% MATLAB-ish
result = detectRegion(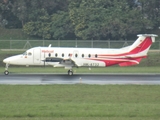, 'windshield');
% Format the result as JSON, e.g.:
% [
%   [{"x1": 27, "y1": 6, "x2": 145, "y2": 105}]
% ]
[
  {"x1": 23, "y1": 51, "x2": 32, "y2": 56},
  {"x1": 23, "y1": 52, "x2": 27, "y2": 55}
]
